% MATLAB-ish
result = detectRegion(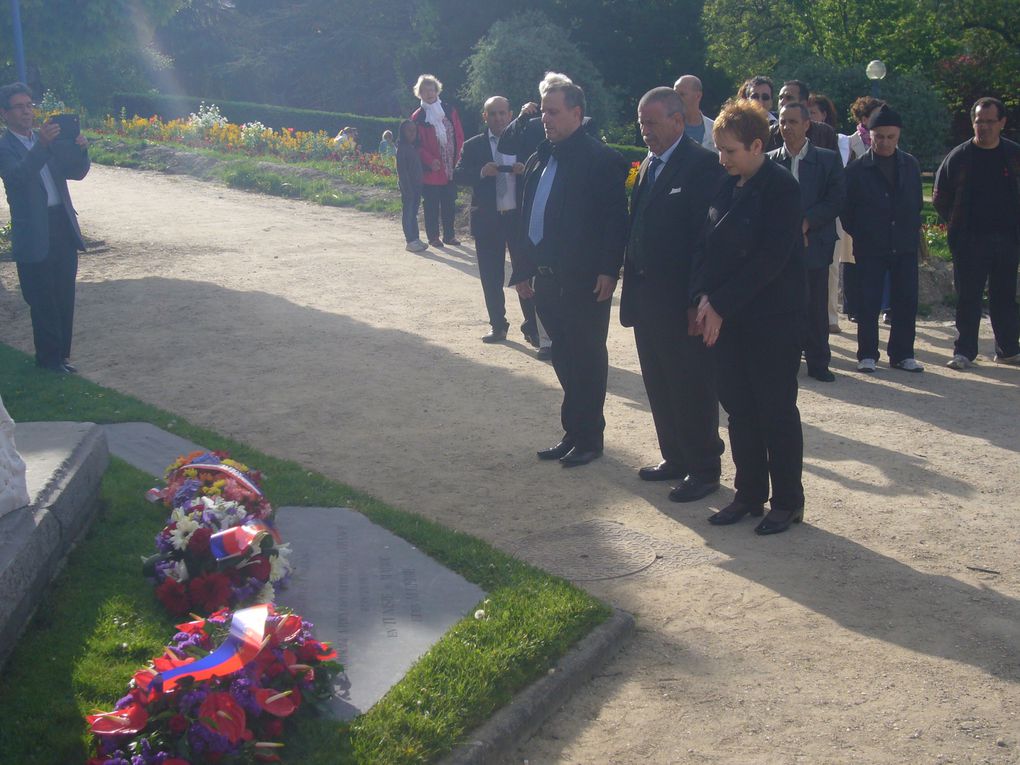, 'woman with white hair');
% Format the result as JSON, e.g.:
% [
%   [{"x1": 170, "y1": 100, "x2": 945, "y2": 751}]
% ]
[{"x1": 410, "y1": 74, "x2": 465, "y2": 247}]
